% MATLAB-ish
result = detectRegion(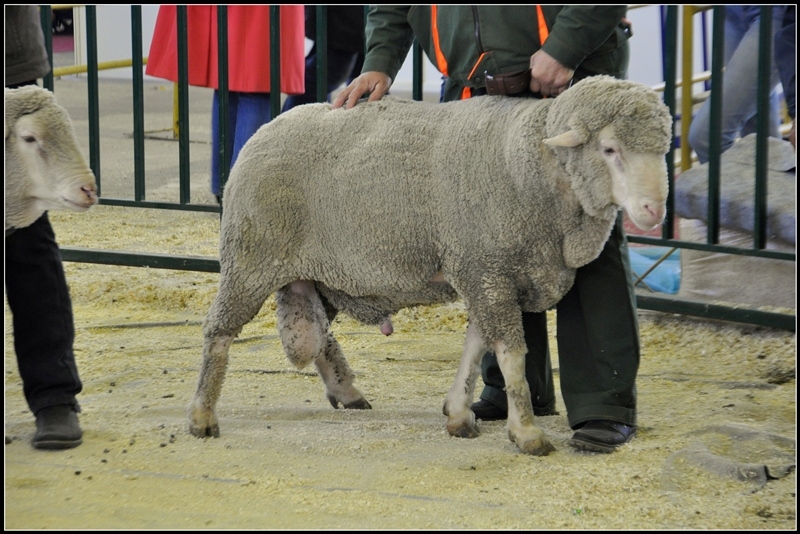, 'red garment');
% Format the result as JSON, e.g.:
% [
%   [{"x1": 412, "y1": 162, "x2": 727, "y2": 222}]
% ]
[{"x1": 146, "y1": 5, "x2": 305, "y2": 94}]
